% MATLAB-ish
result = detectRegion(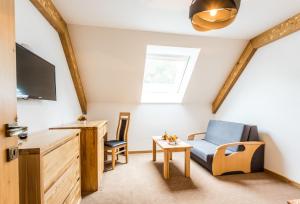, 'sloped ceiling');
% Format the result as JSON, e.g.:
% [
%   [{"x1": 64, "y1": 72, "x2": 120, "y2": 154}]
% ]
[
  {"x1": 53, "y1": 0, "x2": 300, "y2": 105},
  {"x1": 68, "y1": 25, "x2": 247, "y2": 104},
  {"x1": 53, "y1": 0, "x2": 300, "y2": 39}
]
